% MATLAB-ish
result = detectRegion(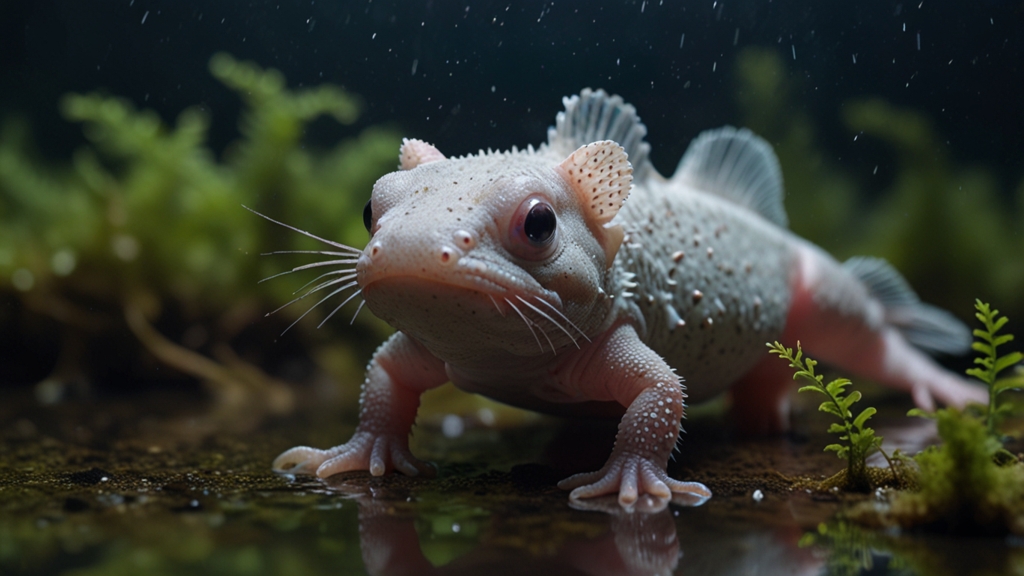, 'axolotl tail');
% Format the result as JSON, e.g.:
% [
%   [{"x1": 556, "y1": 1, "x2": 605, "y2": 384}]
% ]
[
  {"x1": 785, "y1": 241, "x2": 983, "y2": 411},
  {"x1": 731, "y1": 241, "x2": 984, "y2": 434}
]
